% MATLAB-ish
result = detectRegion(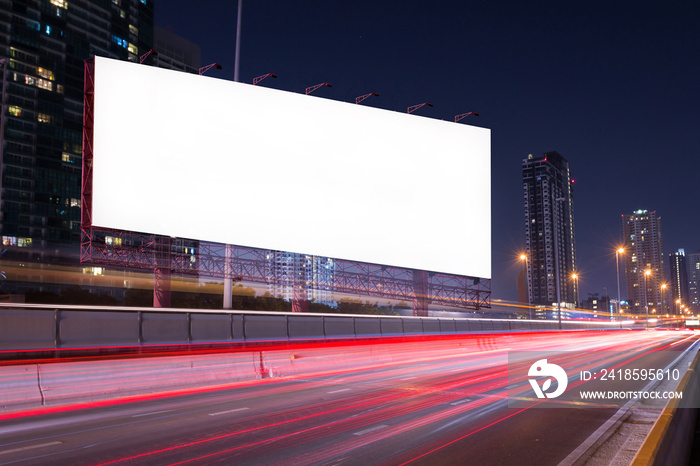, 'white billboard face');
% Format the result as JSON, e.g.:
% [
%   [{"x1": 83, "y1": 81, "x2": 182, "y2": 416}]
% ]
[{"x1": 91, "y1": 57, "x2": 491, "y2": 278}]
